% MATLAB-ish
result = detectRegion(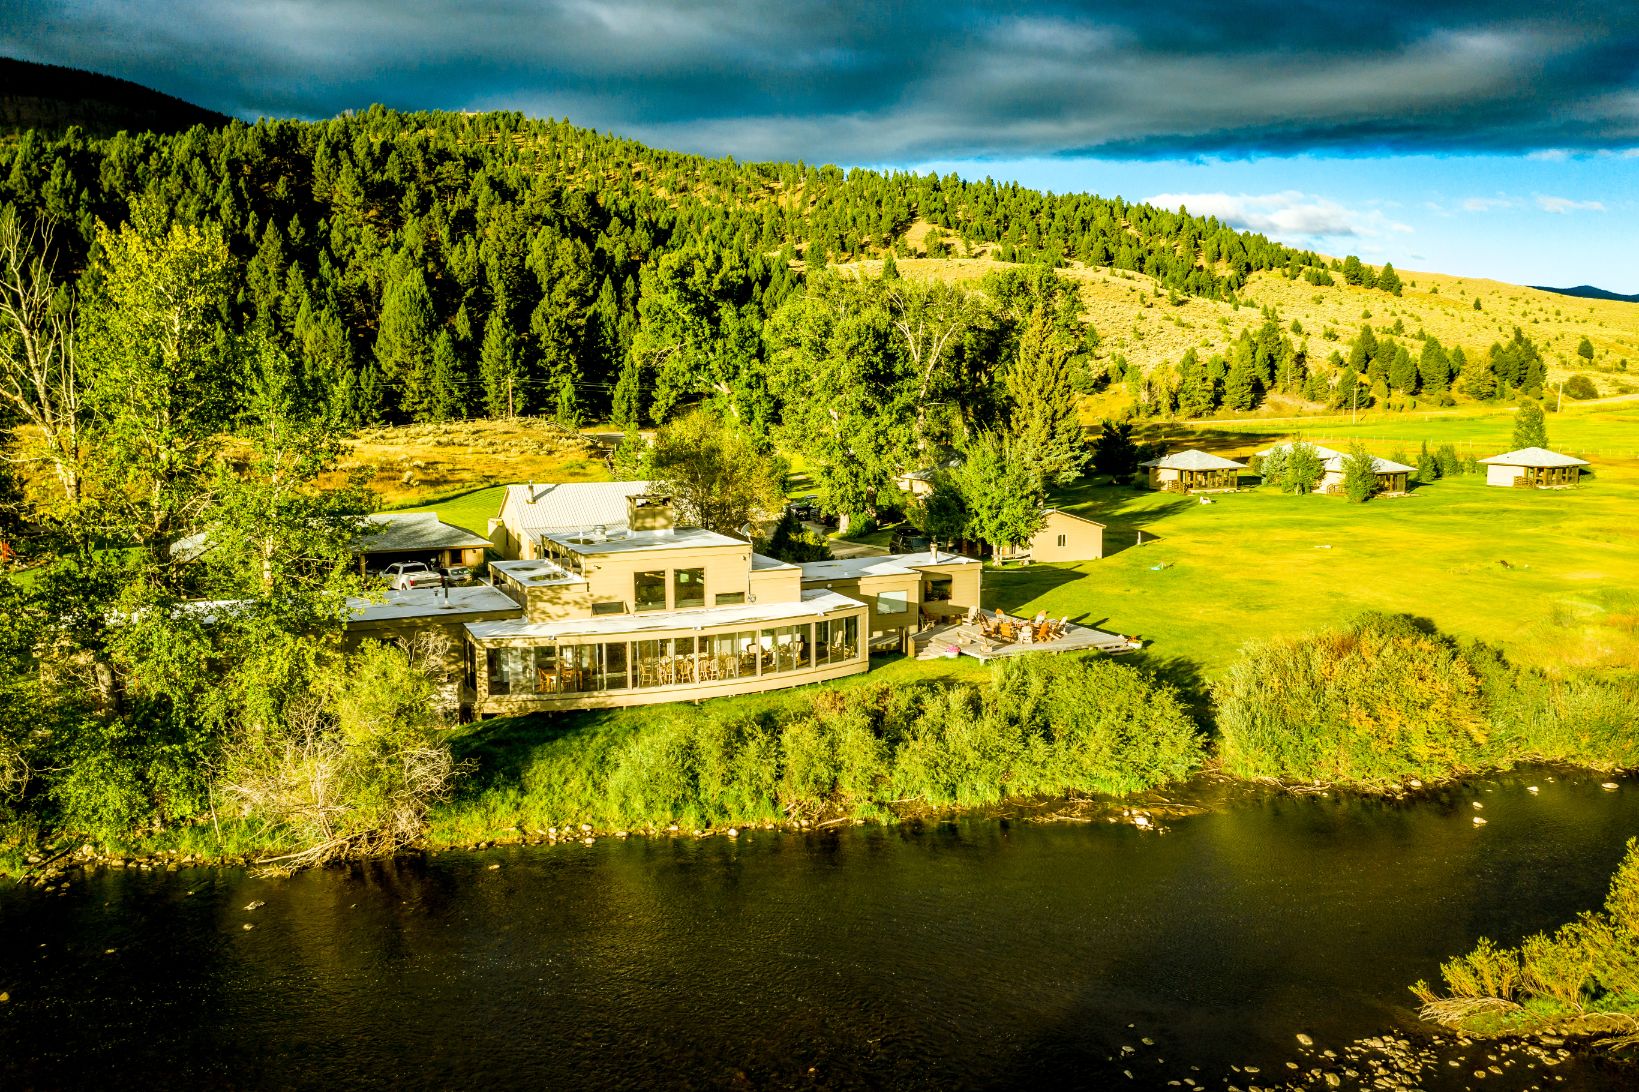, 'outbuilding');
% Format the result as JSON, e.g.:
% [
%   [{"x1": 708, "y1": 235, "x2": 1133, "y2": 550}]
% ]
[
  {"x1": 356, "y1": 512, "x2": 492, "y2": 575},
  {"x1": 998, "y1": 508, "x2": 1107, "y2": 562},
  {"x1": 1478, "y1": 447, "x2": 1589, "y2": 488},
  {"x1": 1140, "y1": 449, "x2": 1246, "y2": 492}
]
